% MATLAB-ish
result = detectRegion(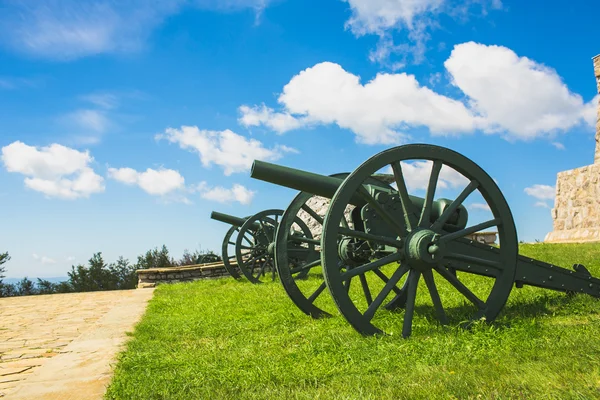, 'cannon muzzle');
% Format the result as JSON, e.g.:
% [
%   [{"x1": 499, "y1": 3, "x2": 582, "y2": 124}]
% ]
[{"x1": 251, "y1": 160, "x2": 468, "y2": 229}]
